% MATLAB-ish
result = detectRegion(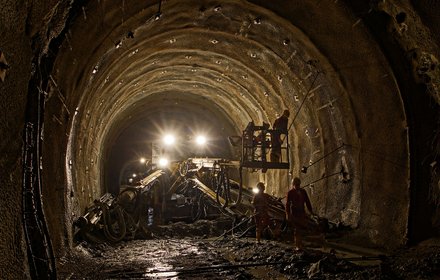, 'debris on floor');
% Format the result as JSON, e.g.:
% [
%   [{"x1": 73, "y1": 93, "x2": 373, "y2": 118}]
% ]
[{"x1": 59, "y1": 220, "x2": 440, "y2": 279}]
